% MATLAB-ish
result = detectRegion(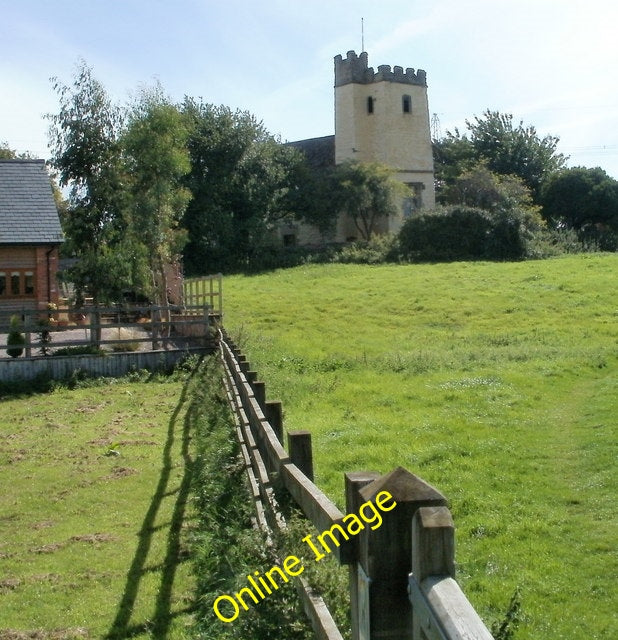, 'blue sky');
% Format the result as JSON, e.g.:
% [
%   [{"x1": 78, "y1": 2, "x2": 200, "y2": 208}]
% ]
[{"x1": 2, "y1": 0, "x2": 617, "y2": 178}]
